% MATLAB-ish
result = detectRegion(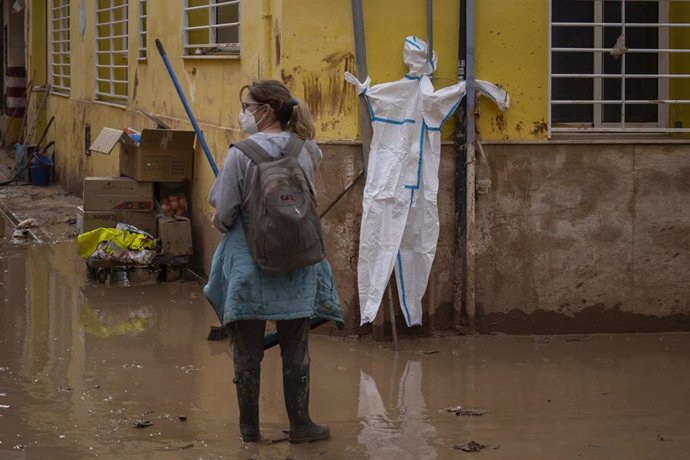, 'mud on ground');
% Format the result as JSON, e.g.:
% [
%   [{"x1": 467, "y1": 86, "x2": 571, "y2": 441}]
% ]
[
  {"x1": 1, "y1": 149, "x2": 80, "y2": 244},
  {"x1": 1, "y1": 240, "x2": 690, "y2": 458},
  {"x1": 2, "y1": 151, "x2": 690, "y2": 459}
]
